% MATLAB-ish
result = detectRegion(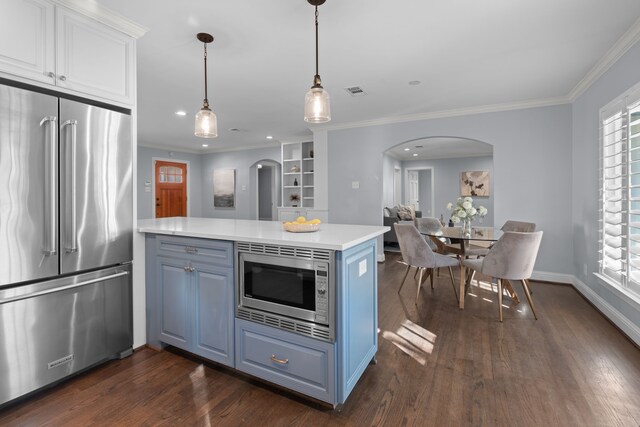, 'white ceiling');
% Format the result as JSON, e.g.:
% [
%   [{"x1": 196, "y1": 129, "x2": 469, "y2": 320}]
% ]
[{"x1": 95, "y1": 0, "x2": 640, "y2": 154}]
